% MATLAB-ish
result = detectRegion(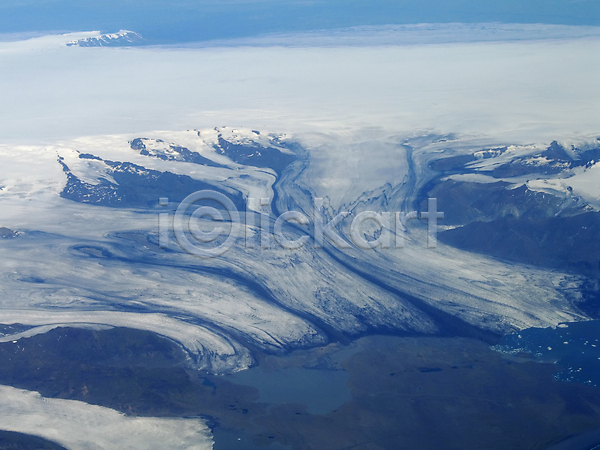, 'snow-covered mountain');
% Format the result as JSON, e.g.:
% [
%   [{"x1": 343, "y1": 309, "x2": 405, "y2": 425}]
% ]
[{"x1": 66, "y1": 30, "x2": 143, "y2": 47}]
